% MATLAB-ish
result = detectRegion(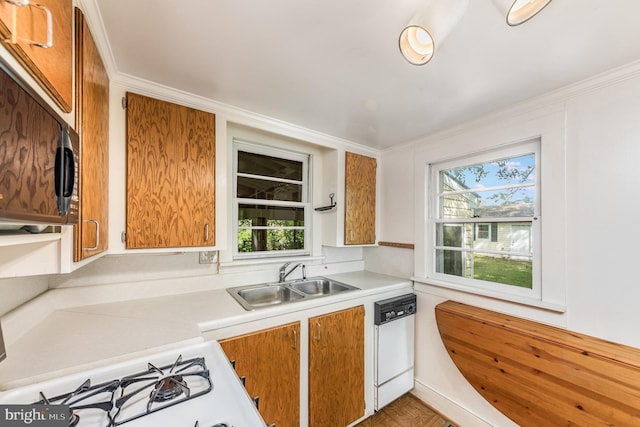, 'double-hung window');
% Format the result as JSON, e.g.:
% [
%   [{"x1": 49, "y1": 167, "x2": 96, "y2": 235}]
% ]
[
  {"x1": 233, "y1": 140, "x2": 310, "y2": 258},
  {"x1": 428, "y1": 139, "x2": 540, "y2": 297}
]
